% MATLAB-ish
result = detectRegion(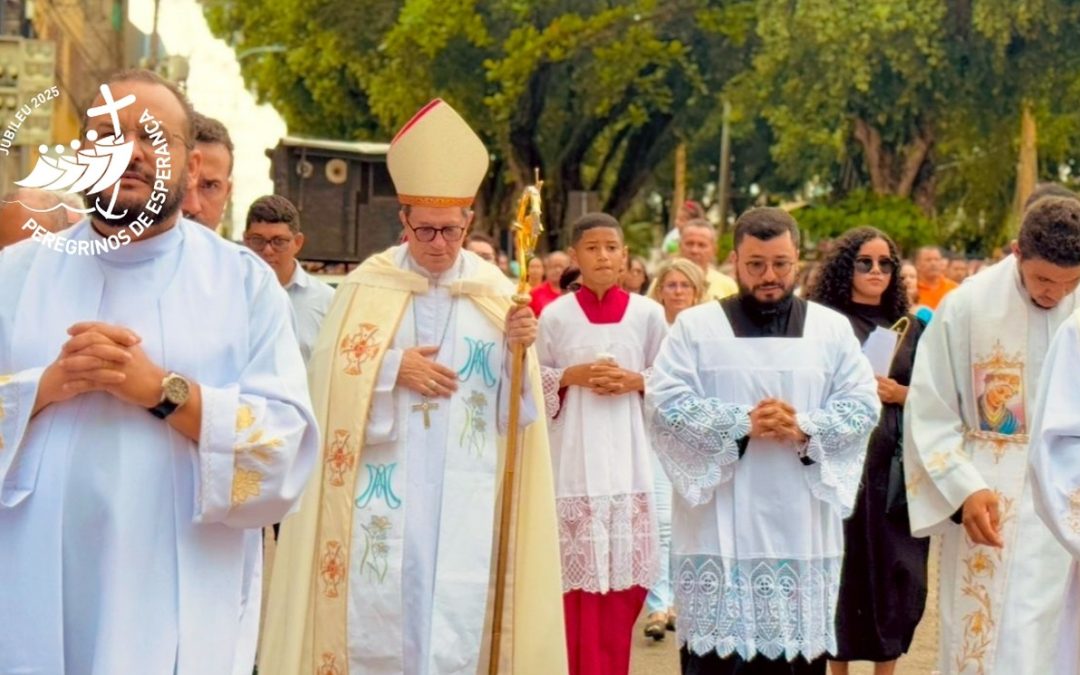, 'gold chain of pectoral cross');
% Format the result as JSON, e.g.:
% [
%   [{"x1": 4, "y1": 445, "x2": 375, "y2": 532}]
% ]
[{"x1": 410, "y1": 272, "x2": 459, "y2": 430}]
